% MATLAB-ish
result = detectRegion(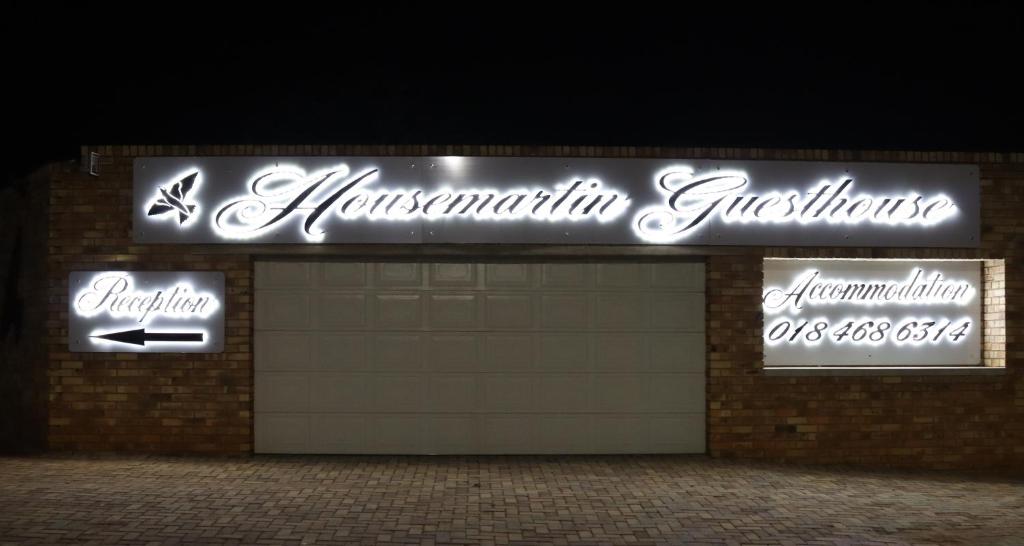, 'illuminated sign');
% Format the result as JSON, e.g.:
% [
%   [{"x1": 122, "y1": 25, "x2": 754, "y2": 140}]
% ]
[
  {"x1": 145, "y1": 170, "x2": 201, "y2": 226},
  {"x1": 633, "y1": 167, "x2": 958, "y2": 242},
  {"x1": 133, "y1": 157, "x2": 979, "y2": 247},
  {"x1": 208, "y1": 163, "x2": 630, "y2": 242},
  {"x1": 762, "y1": 259, "x2": 981, "y2": 367},
  {"x1": 68, "y1": 271, "x2": 225, "y2": 353}
]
